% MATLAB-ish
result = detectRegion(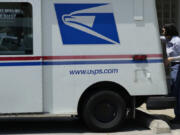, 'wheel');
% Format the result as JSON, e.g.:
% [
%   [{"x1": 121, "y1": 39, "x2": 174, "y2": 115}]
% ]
[{"x1": 82, "y1": 90, "x2": 126, "y2": 131}]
